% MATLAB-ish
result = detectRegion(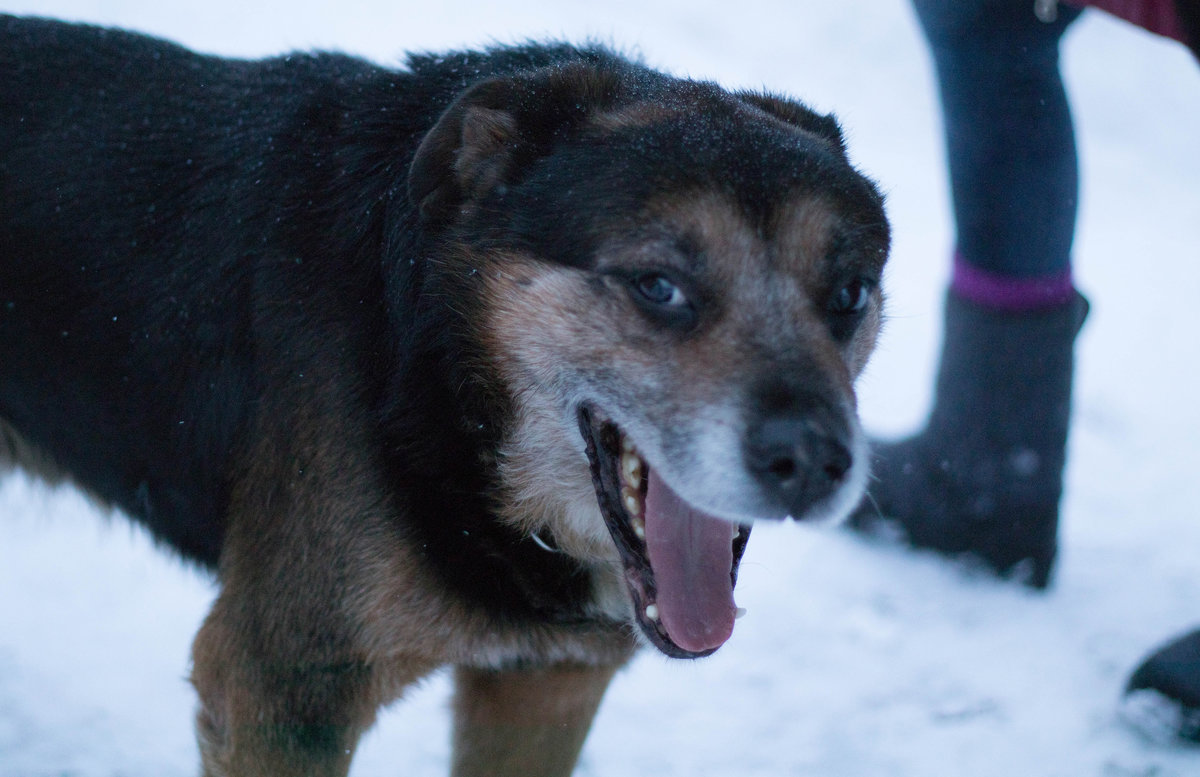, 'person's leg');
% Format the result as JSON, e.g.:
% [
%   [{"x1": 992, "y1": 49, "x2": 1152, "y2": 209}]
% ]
[
  {"x1": 923, "y1": 0, "x2": 1082, "y2": 282},
  {"x1": 865, "y1": 0, "x2": 1200, "y2": 740},
  {"x1": 852, "y1": 0, "x2": 1087, "y2": 588}
]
